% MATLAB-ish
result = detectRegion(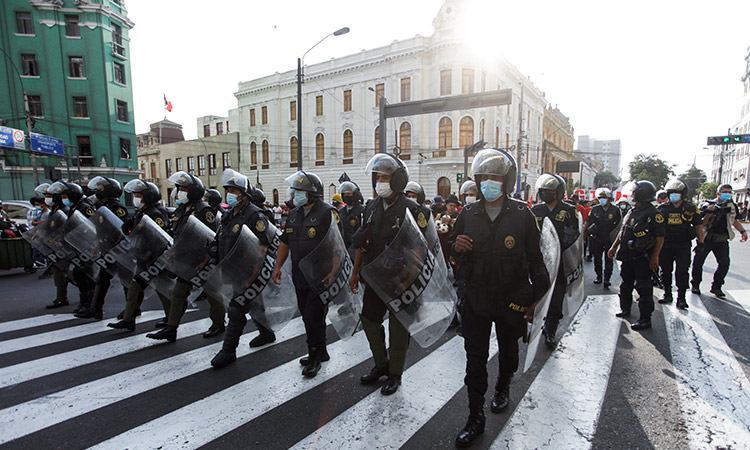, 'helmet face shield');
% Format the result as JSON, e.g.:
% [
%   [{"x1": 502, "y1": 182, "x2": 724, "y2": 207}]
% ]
[
  {"x1": 460, "y1": 180, "x2": 478, "y2": 196},
  {"x1": 595, "y1": 187, "x2": 613, "y2": 199},
  {"x1": 124, "y1": 179, "x2": 149, "y2": 194},
  {"x1": 220, "y1": 169, "x2": 249, "y2": 193},
  {"x1": 284, "y1": 171, "x2": 323, "y2": 196},
  {"x1": 87, "y1": 176, "x2": 108, "y2": 191},
  {"x1": 665, "y1": 178, "x2": 687, "y2": 194},
  {"x1": 535, "y1": 174, "x2": 560, "y2": 192},
  {"x1": 339, "y1": 181, "x2": 358, "y2": 195},
  {"x1": 34, "y1": 183, "x2": 51, "y2": 196},
  {"x1": 621, "y1": 181, "x2": 637, "y2": 199},
  {"x1": 365, "y1": 153, "x2": 402, "y2": 176},
  {"x1": 168, "y1": 171, "x2": 192, "y2": 187},
  {"x1": 471, "y1": 149, "x2": 514, "y2": 177},
  {"x1": 47, "y1": 181, "x2": 68, "y2": 195}
]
